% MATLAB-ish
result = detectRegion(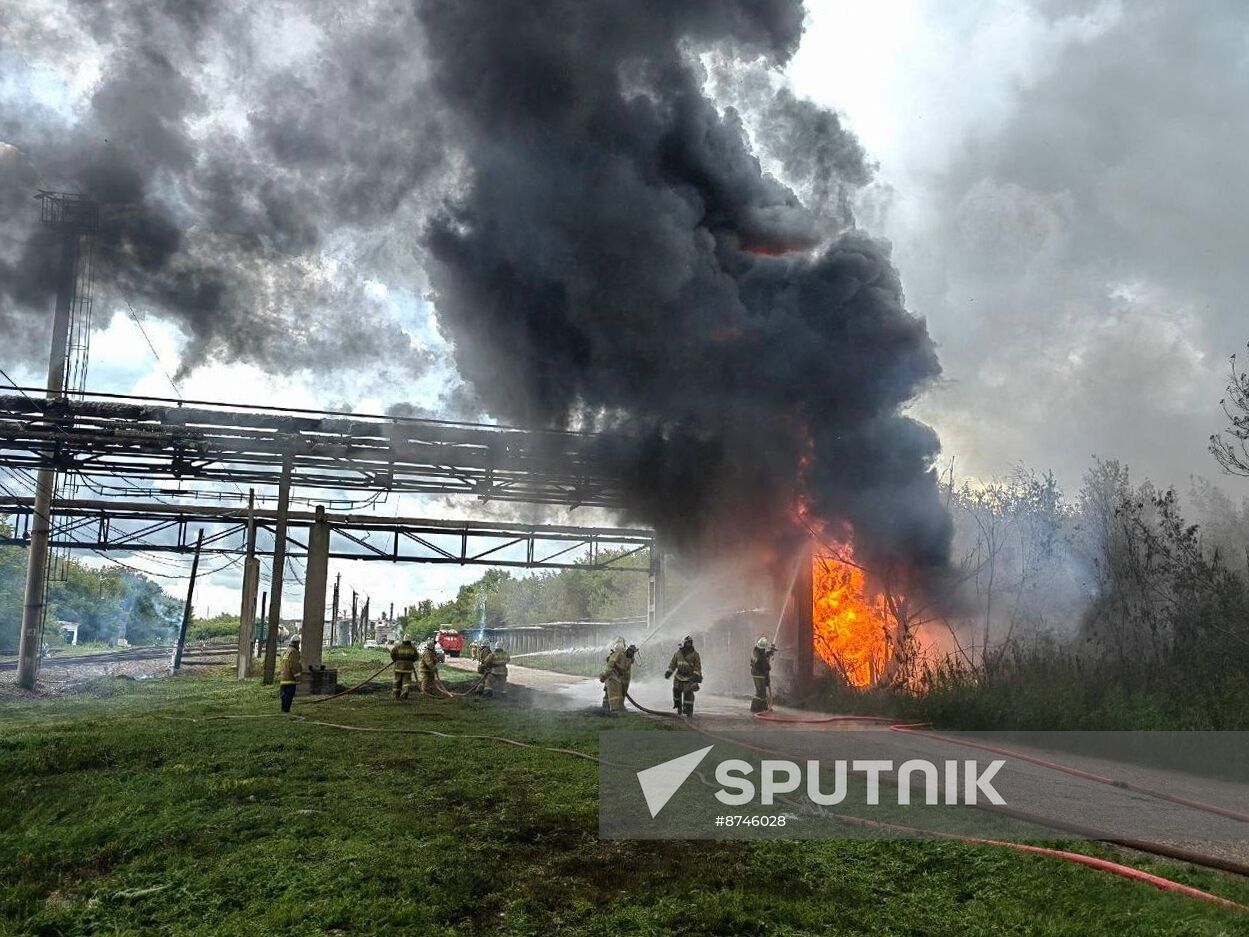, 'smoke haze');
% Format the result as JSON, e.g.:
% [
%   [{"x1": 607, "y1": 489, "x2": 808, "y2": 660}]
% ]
[{"x1": 1, "y1": 0, "x2": 953, "y2": 572}]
